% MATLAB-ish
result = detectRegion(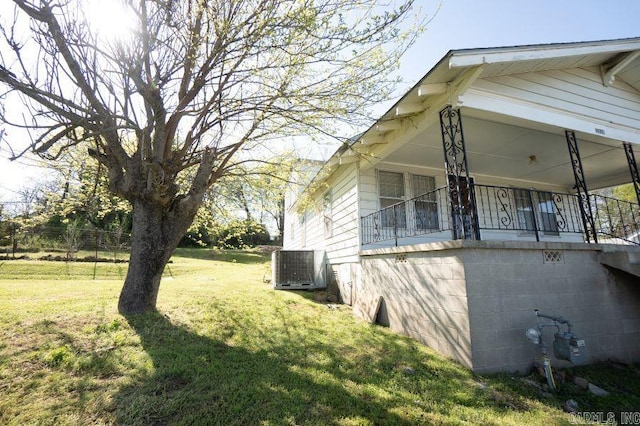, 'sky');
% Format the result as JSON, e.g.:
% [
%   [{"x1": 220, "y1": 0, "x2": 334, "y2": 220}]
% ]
[{"x1": 1, "y1": 0, "x2": 640, "y2": 200}]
